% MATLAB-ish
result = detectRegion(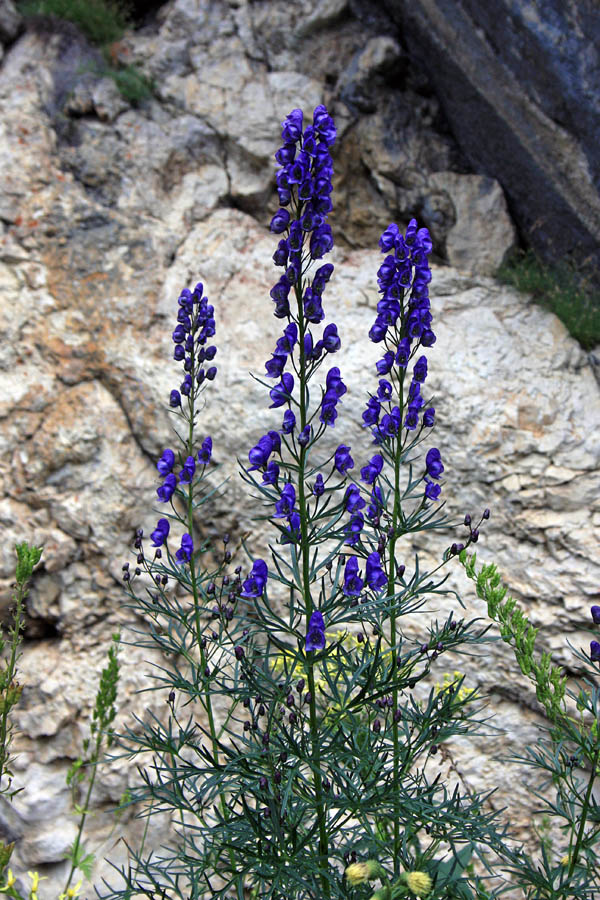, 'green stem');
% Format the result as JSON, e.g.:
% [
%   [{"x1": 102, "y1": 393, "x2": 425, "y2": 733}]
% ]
[
  {"x1": 567, "y1": 746, "x2": 599, "y2": 879},
  {"x1": 388, "y1": 371, "x2": 405, "y2": 876},
  {"x1": 63, "y1": 731, "x2": 102, "y2": 894},
  {"x1": 297, "y1": 285, "x2": 329, "y2": 897}
]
